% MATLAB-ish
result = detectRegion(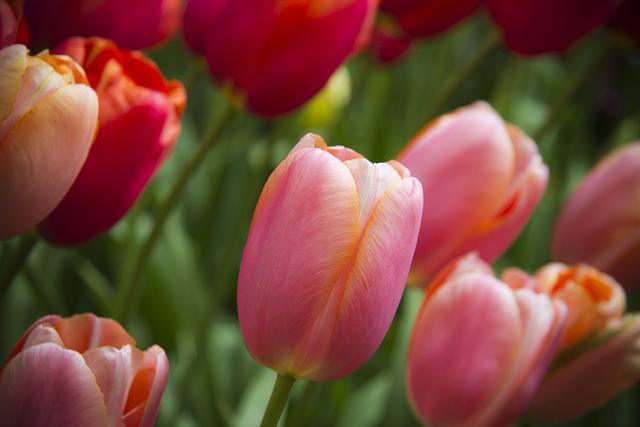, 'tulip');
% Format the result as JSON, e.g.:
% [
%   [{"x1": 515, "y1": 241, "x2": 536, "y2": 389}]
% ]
[
  {"x1": 397, "y1": 101, "x2": 548, "y2": 287},
  {"x1": 38, "y1": 37, "x2": 186, "y2": 245},
  {"x1": 0, "y1": 44, "x2": 98, "y2": 240},
  {"x1": 551, "y1": 143, "x2": 640, "y2": 291},
  {"x1": 23, "y1": 0, "x2": 181, "y2": 51},
  {"x1": 1, "y1": 0, "x2": 28, "y2": 48},
  {"x1": 237, "y1": 134, "x2": 423, "y2": 381},
  {"x1": 485, "y1": 0, "x2": 621, "y2": 55},
  {"x1": 380, "y1": 0, "x2": 482, "y2": 39},
  {"x1": 0, "y1": 313, "x2": 169, "y2": 427},
  {"x1": 183, "y1": 0, "x2": 378, "y2": 117},
  {"x1": 407, "y1": 253, "x2": 566, "y2": 427},
  {"x1": 502, "y1": 263, "x2": 640, "y2": 421}
]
